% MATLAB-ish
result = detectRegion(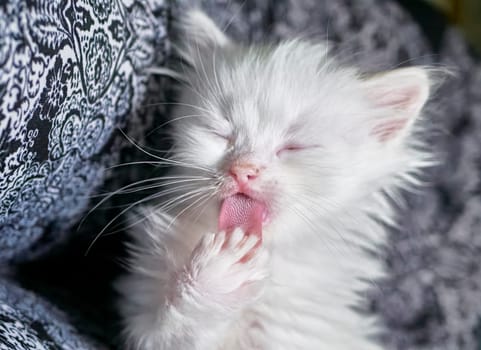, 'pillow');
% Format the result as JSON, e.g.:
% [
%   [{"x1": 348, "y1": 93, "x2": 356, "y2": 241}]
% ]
[
  {"x1": 0, "y1": 0, "x2": 168, "y2": 262},
  {"x1": 0, "y1": 277, "x2": 100, "y2": 349}
]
